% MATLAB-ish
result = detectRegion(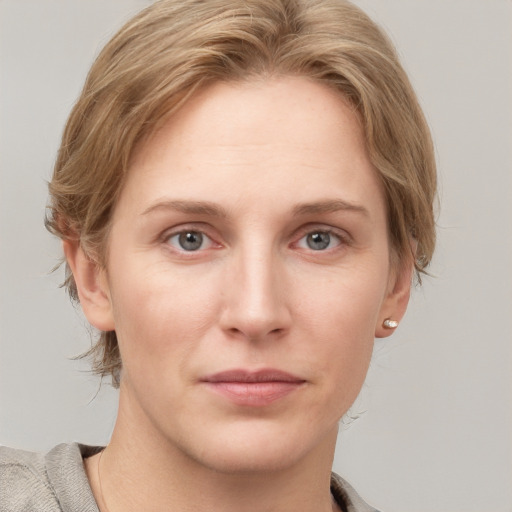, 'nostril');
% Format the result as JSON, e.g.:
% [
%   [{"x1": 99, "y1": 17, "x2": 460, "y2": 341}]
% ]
[{"x1": 225, "y1": 326, "x2": 285, "y2": 341}]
